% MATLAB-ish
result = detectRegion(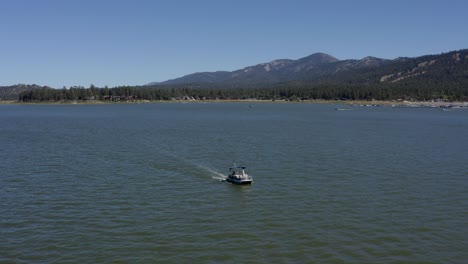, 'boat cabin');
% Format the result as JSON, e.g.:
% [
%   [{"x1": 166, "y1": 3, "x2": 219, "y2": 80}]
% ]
[{"x1": 229, "y1": 166, "x2": 248, "y2": 178}]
